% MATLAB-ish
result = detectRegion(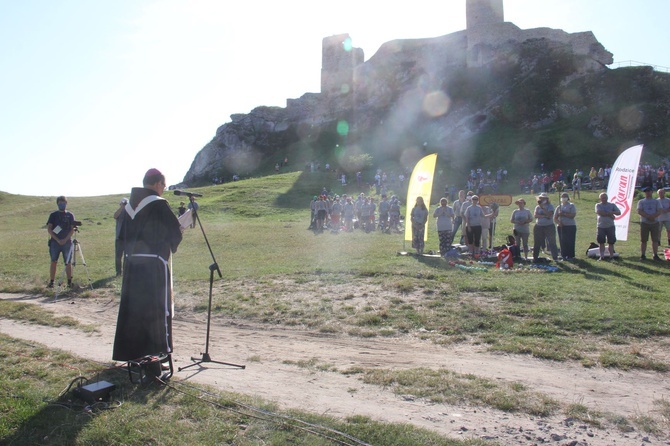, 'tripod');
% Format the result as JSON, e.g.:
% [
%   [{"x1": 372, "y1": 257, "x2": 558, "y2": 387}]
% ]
[
  {"x1": 71, "y1": 227, "x2": 93, "y2": 289},
  {"x1": 179, "y1": 196, "x2": 245, "y2": 372},
  {"x1": 54, "y1": 227, "x2": 92, "y2": 300}
]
